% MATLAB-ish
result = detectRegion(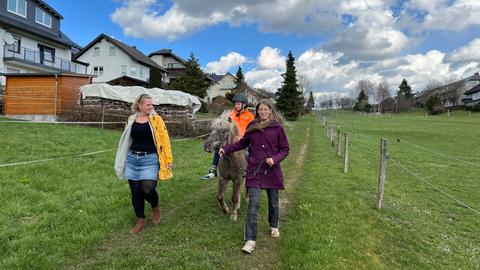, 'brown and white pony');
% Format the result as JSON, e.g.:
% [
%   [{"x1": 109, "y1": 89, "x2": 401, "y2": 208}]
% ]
[{"x1": 203, "y1": 110, "x2": 247, "y2": 221}]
